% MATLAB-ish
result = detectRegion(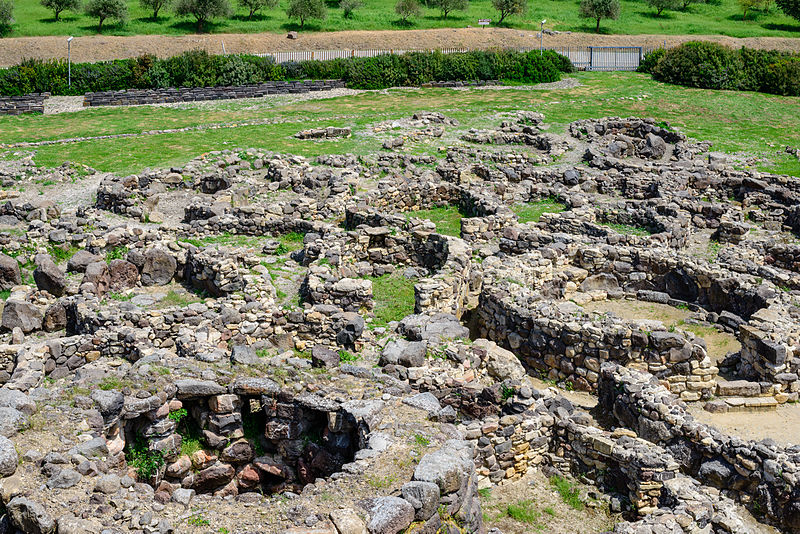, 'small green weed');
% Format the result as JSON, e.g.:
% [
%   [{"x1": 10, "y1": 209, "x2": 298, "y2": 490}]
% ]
[{"x1": 550, "y1": 475, "x2": 584, "y2": 511}]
